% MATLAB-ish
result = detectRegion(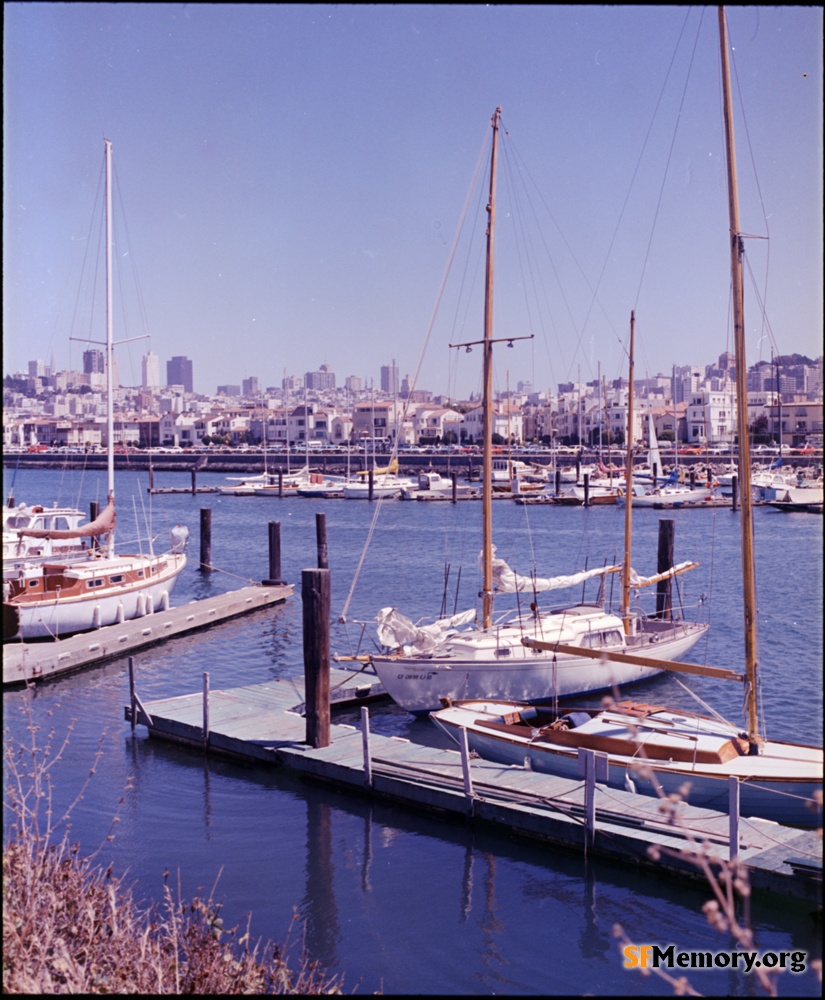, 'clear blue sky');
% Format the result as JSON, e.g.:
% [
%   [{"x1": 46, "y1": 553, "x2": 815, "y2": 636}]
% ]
[{"x1": 4, "y1": 4, "x2": 822, "y2": 398}]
